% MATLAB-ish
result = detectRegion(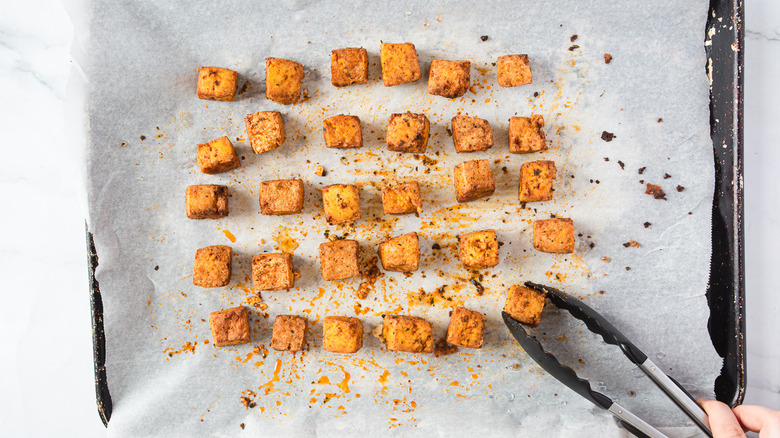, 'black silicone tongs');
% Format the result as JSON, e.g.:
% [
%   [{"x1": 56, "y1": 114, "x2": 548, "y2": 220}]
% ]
[{"x1": 502, "y1": 282, "x2": 712, "y2": 438}]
